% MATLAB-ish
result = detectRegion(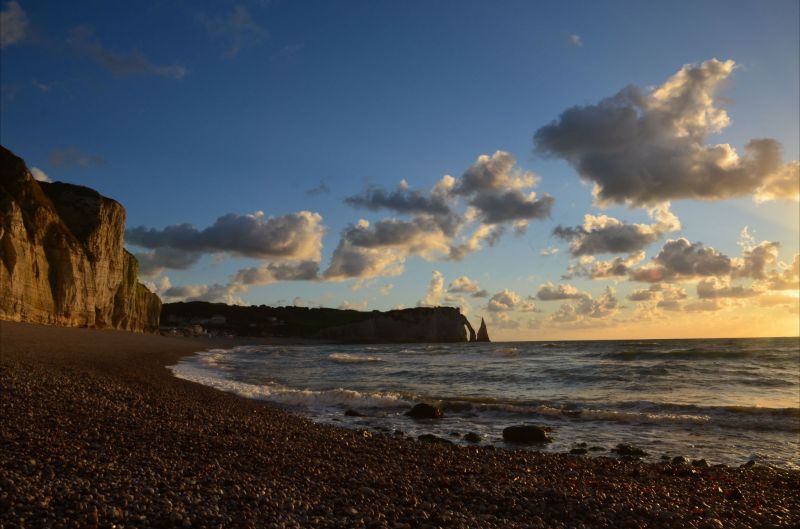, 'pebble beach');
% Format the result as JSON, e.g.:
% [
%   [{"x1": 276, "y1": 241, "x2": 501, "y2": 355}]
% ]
[{"x1": 1, "y1": 321, "x2": 798, "y2": 529}]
